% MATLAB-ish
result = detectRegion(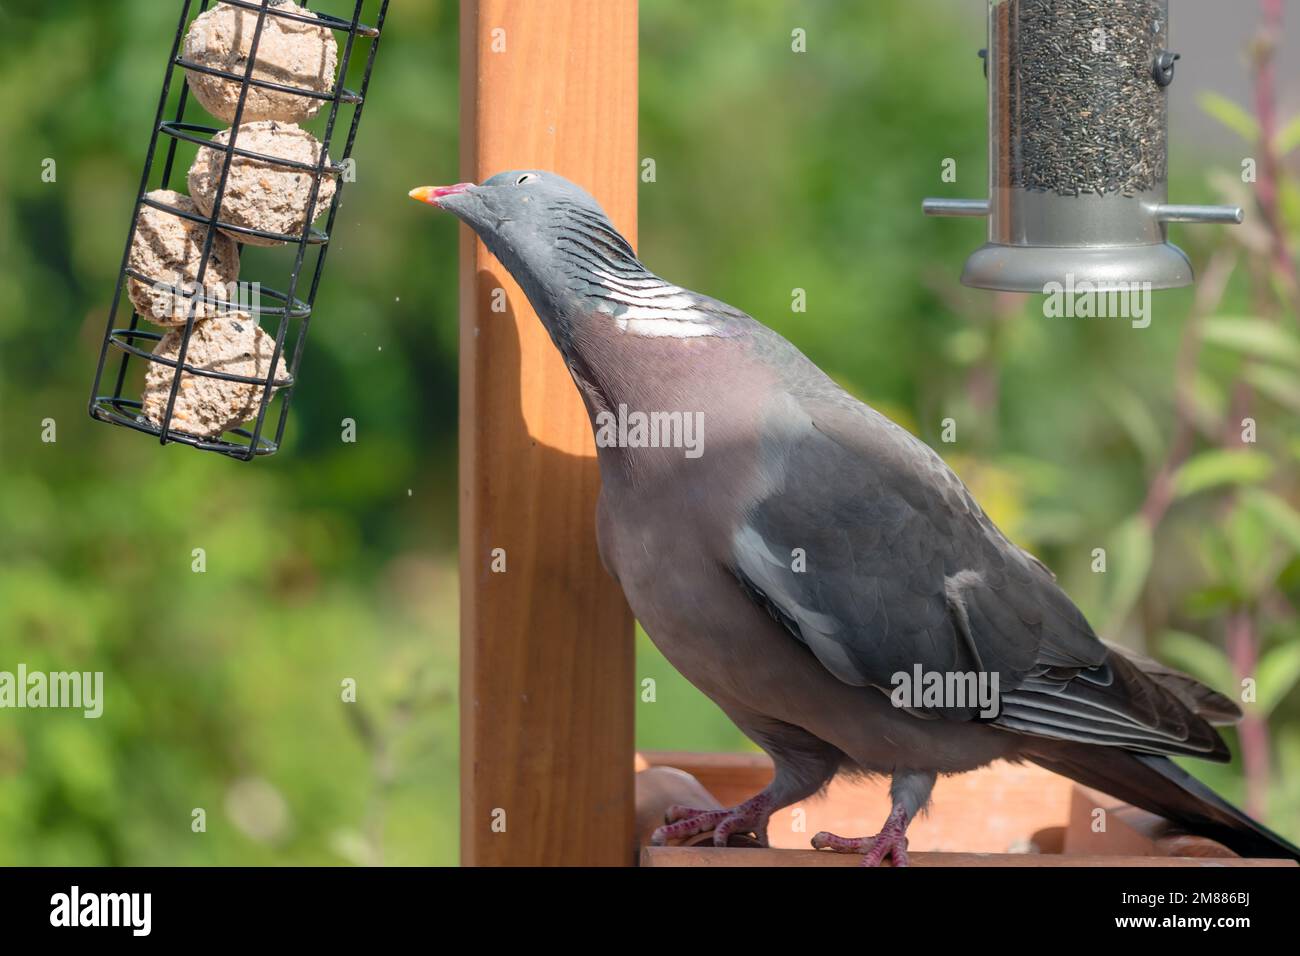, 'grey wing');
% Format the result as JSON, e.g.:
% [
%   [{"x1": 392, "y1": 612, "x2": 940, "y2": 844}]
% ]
[{"x1": 732, "y1": 392, "x2": 1228, "y2": 760}]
